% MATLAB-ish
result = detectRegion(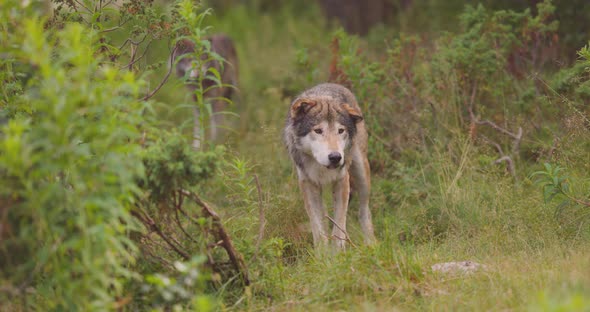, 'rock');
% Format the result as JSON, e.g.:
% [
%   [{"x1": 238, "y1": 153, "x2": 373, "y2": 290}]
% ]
[{"x1": 431, "y1": 261, "x2": 486, "y2": 274}]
